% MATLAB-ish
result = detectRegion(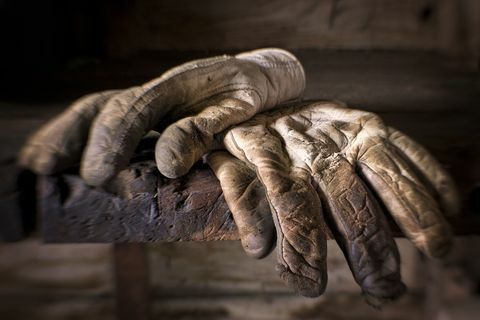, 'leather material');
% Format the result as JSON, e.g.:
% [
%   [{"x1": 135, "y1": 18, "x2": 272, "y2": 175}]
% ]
[
  {"x1": 19, "y1": 48, "x2": 305, "y2": 186},
  {"x1": 208, "y1": 101, "x2": 459, "y2": 302},
  {"x1": 18, "y1": 90, "x2": 120, "y2": 174},
  {"x1": 19, "y1": 49, "x2": 460, "y2": 305}
]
